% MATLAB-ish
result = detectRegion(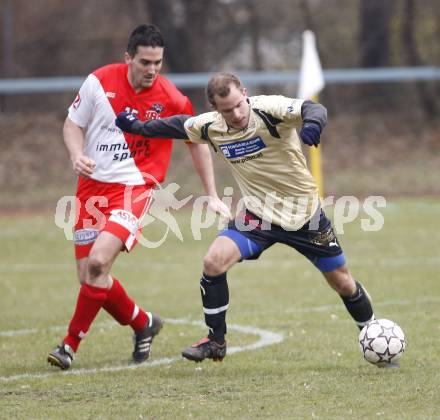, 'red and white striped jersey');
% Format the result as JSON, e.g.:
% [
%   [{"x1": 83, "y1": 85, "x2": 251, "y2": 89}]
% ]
[{"x1": 68, "y1": 63, "x2": 193, "y2": 185}]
